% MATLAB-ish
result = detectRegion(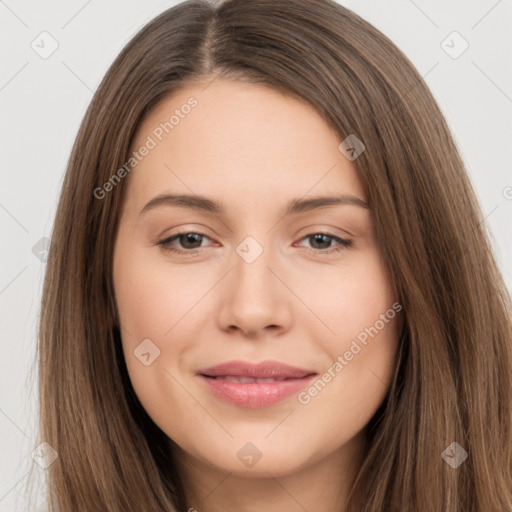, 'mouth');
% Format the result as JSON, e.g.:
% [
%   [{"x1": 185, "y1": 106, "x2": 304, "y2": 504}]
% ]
[
  {"x1": 197, "y1": 360, "x2": 317, "y2": 408},
  {"x1": 204, "y1": 376, "x2": 299, "y2": 383}
]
